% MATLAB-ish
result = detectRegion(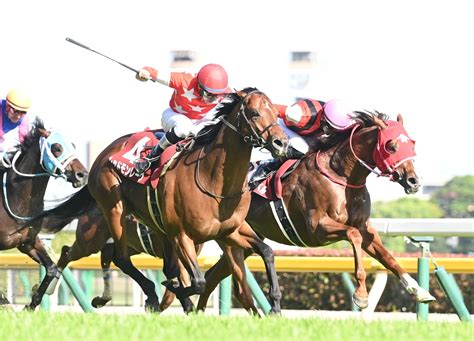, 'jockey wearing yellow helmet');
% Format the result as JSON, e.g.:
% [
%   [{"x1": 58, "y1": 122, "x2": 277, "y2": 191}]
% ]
[{"x1": 0, "y1": 88, "x2": 32, "y2": 166}]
